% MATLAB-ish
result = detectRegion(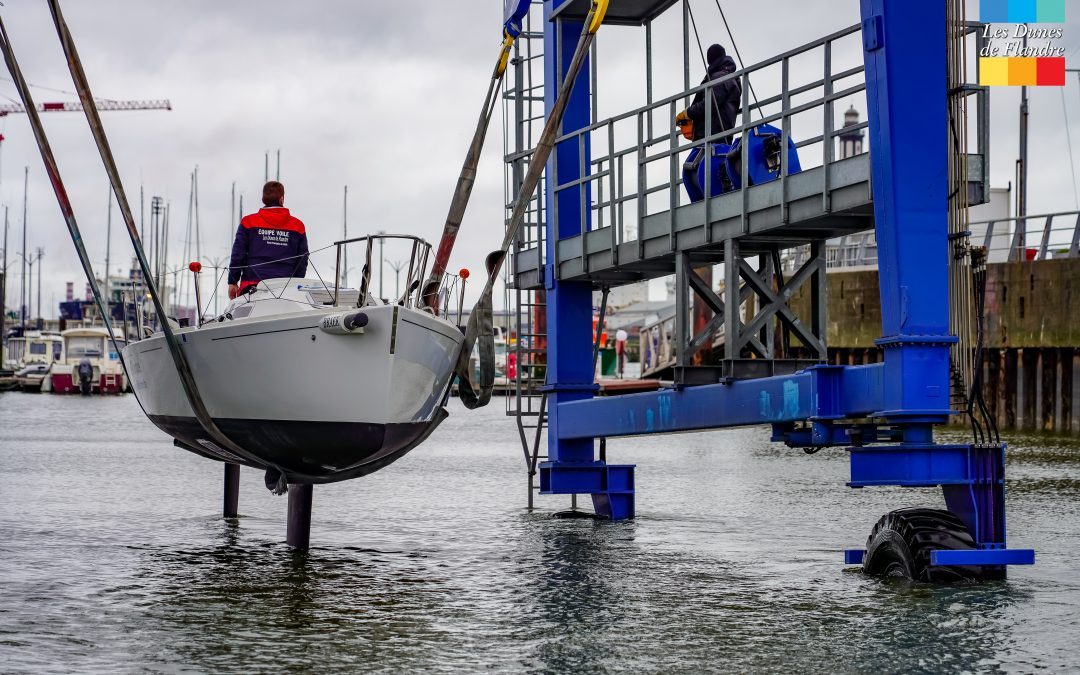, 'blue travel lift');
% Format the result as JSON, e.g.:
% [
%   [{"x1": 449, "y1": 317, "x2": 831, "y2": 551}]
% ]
[{"x1": 512, "y1": 0, "x2": 1035, "y2": 580}]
